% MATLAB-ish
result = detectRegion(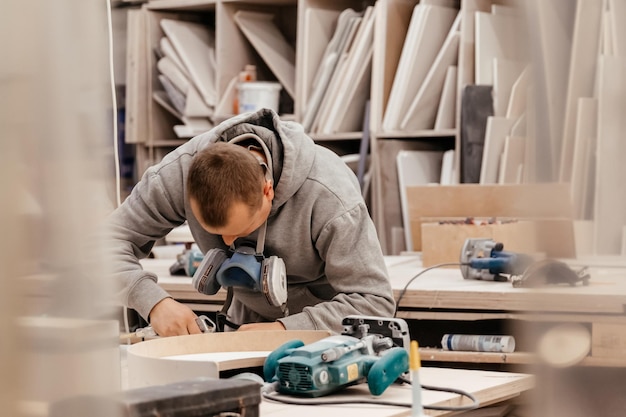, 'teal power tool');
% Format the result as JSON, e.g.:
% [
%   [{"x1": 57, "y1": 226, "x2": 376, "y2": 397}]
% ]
[
  {"x1": 460, "y1": 238, "x2": 534, "y2": 281},
  {"x1": 263, "y1": 316, "x2": 410, "y2": 397},
  {"x1": 170, "y1": 246, "x2": 204, "y2": 276}
]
